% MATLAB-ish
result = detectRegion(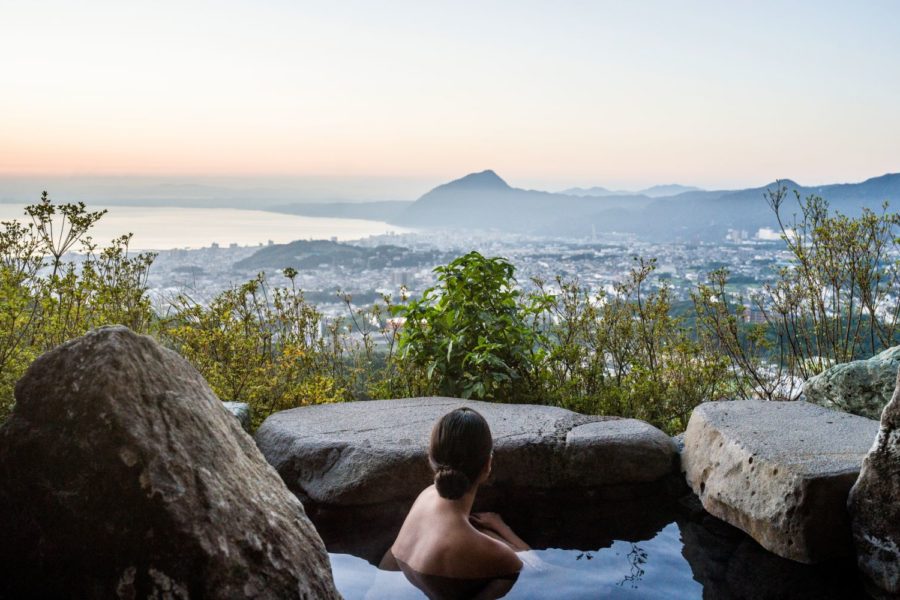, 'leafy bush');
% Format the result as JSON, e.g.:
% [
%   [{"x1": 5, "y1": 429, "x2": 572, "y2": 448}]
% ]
[
  {"x1": 393, "y1": 251, "x2": 545, "y2": 401},
  {"x1": 388, "y1": 253, "x2": 729, "y2": 432}
]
